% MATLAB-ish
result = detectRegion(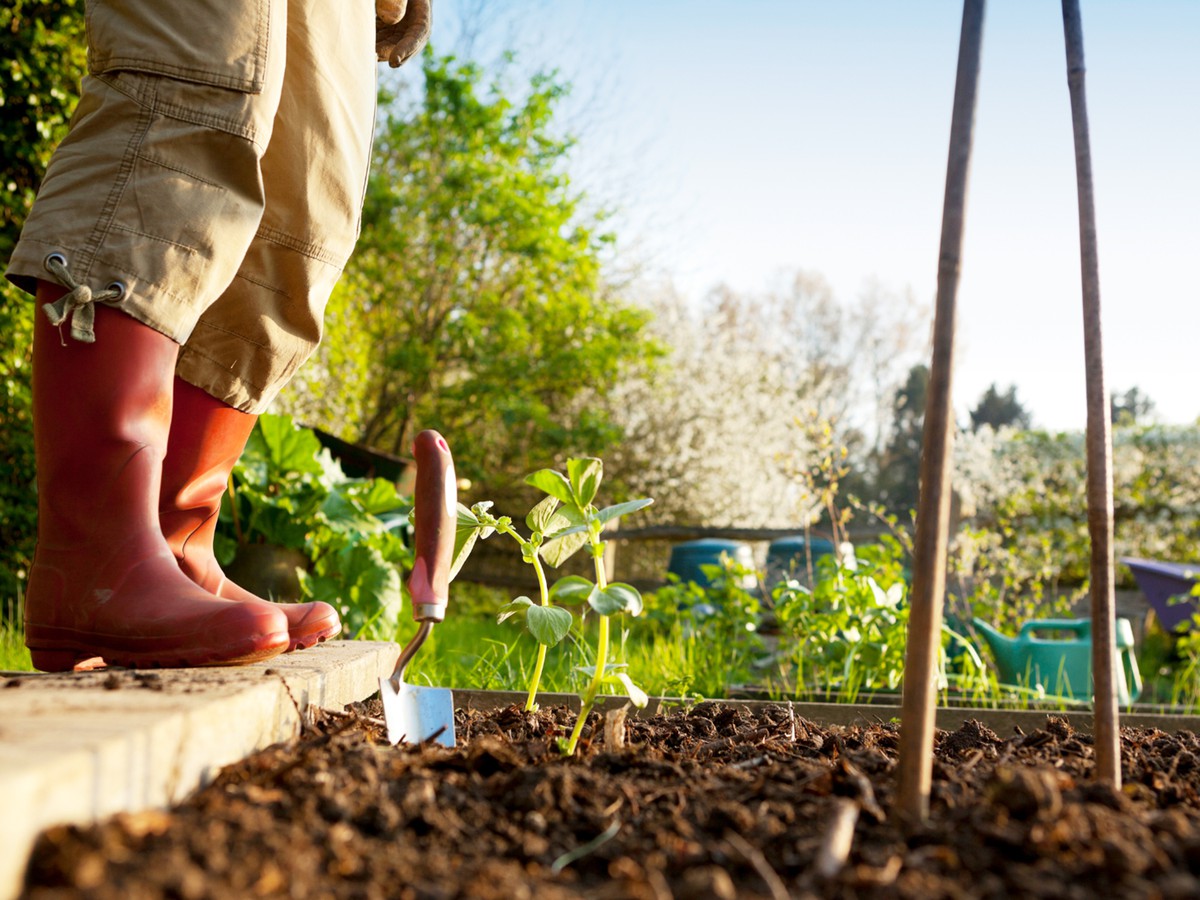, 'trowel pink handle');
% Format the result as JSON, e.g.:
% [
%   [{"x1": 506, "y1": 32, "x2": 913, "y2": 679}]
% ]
[{"x1": 409, "y1": 430, "x2": 456, "y2": 622}]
